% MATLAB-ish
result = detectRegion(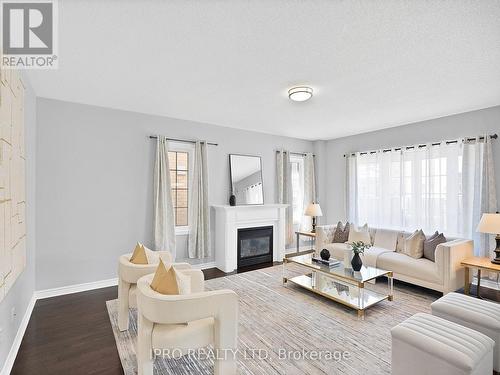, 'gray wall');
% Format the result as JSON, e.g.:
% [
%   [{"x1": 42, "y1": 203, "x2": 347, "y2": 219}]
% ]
[
  {"x1": 0, "y1": 76, "x2": 36, "y2": 369},
  {"x1": 324, "y1": 105, "x2": 500, "y2": 224},
  {"x1": 35, "y1": 98, "x2": 314, "y2": 290}
]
